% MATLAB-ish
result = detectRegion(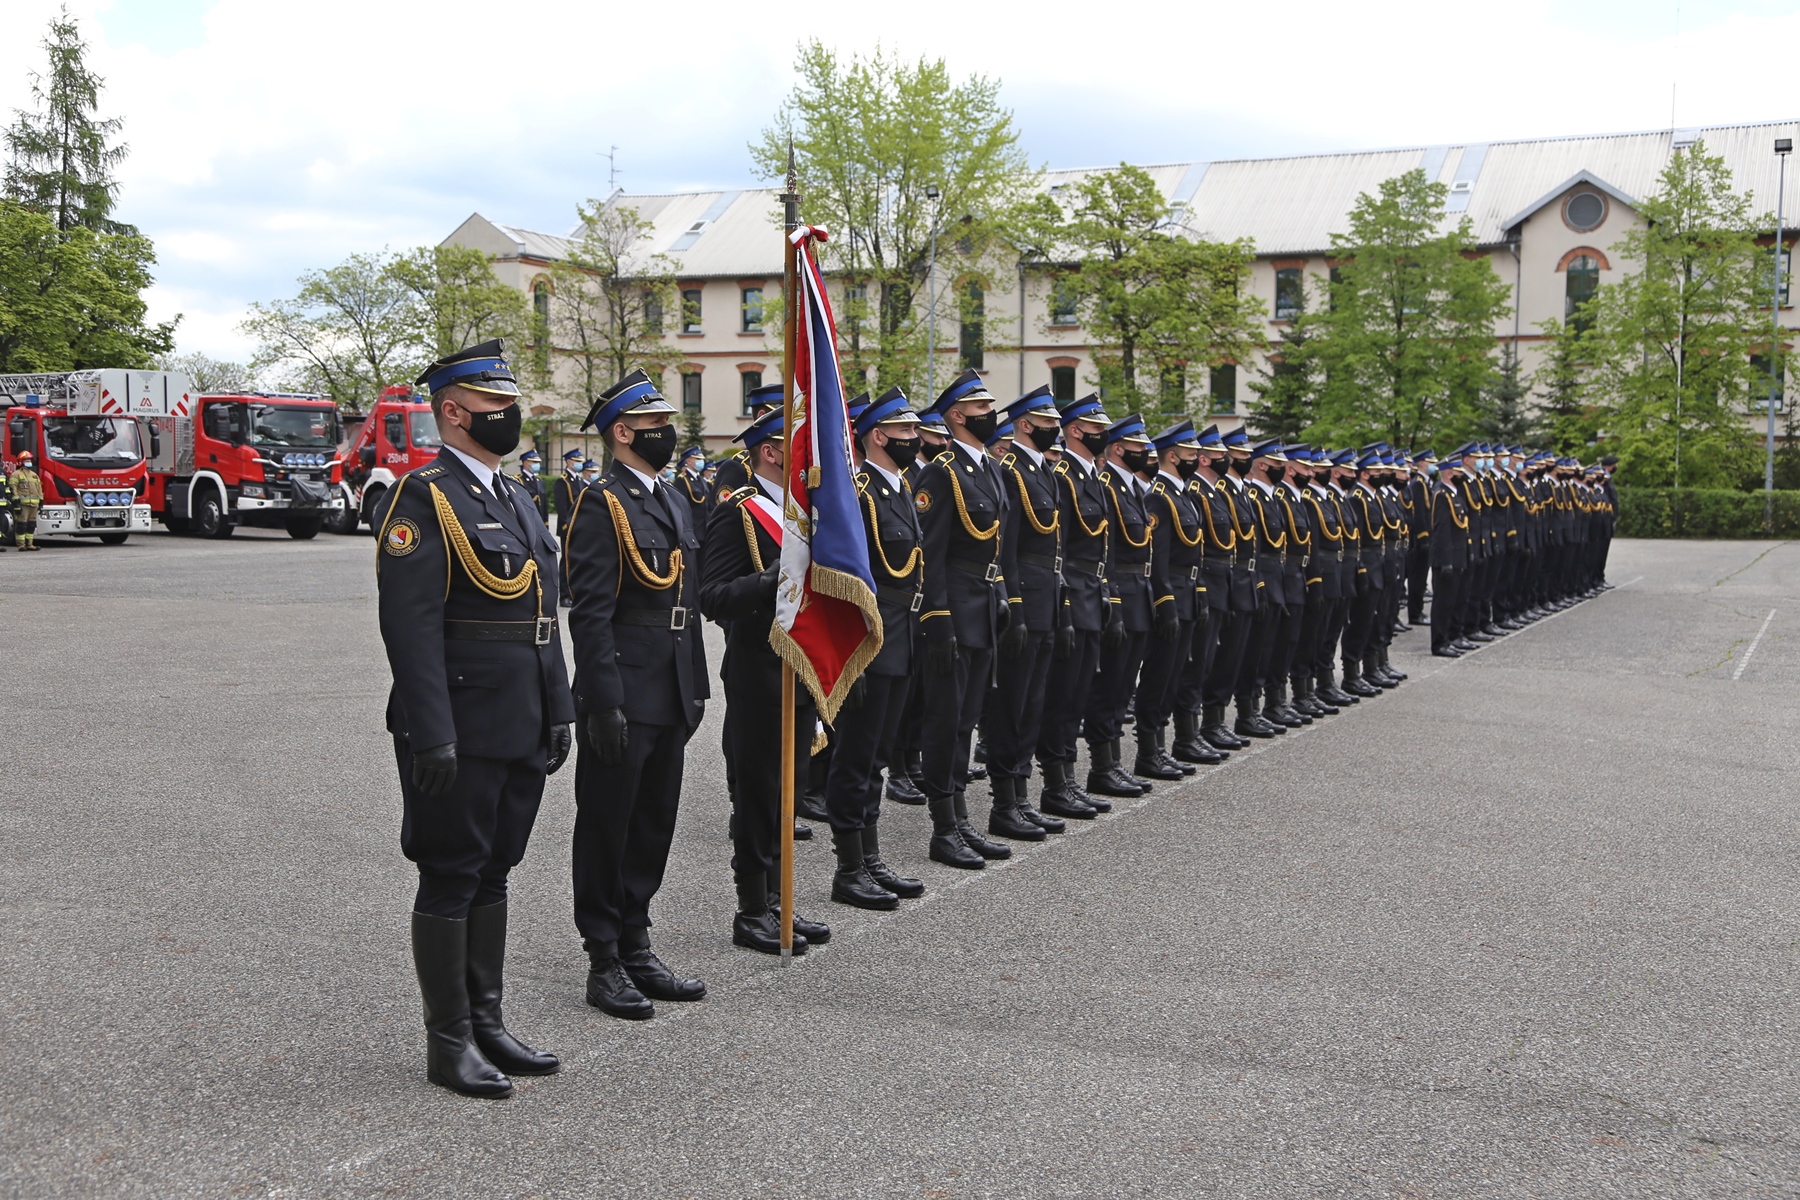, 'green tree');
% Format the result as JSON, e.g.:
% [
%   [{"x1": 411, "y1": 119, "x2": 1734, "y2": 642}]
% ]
[
  {"x1": 1246, "y1": 294, "x2": 1319, "y2": 441},
  {"x1": 1308, "y1": 169, "x2": 1511, "y2": 447},
  {"x1": 4, "y1": 7, "x2": 129, "y2": 234},
  {"x1": 1475, "y1": 343, "x2": 1533, "y2": 446},
  {"x1": 1530, "y1": 318, "x2": 1601, "y2": 455},
  {"x1": 388, "y1": 244, "x2": 530, "y2": 365},
  {"x1": 754, "y1": 41, "x2": 1032, "y2": 396},
  {"x1": 0, "y1": 200, "x2": 175, "y2": 370},
  {"x1": 159, "y1": 350, "x2": 255, "y2": 393},
  {"x1": 242, "y1": 251, "x2": 415, "y2": 409},
  {"x1": 1019, "y1": 164, "x2": 1265, "y2": 420},
  {"x1": 539, "y1": 199, "x2": 685, "y2": 421},
  {"x1": 1579, "y1": 141, "x2": 1766, "y2": 488}
]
